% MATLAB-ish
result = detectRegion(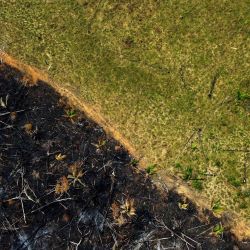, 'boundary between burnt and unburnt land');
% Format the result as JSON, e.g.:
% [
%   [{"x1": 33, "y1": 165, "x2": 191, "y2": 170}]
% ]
[{"x1": 0, "y1": 52, "x2": 249, "y2": 241}]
